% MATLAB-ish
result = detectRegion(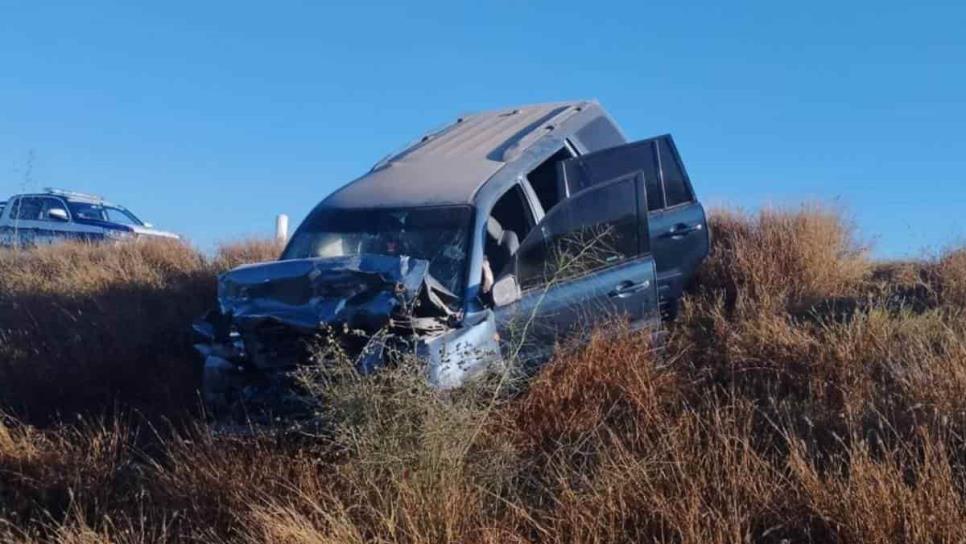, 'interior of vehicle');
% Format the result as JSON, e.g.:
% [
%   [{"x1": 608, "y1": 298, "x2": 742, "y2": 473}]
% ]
[
  {"x1": 525, "y1": 147, "x2": 574, "y2": 214},
  {"x1": 485, "y1": 185, "x2": 533, "y2": 282},
  {"x1": 483, "y1": 145, "x2": 576, "y2": 294}
]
